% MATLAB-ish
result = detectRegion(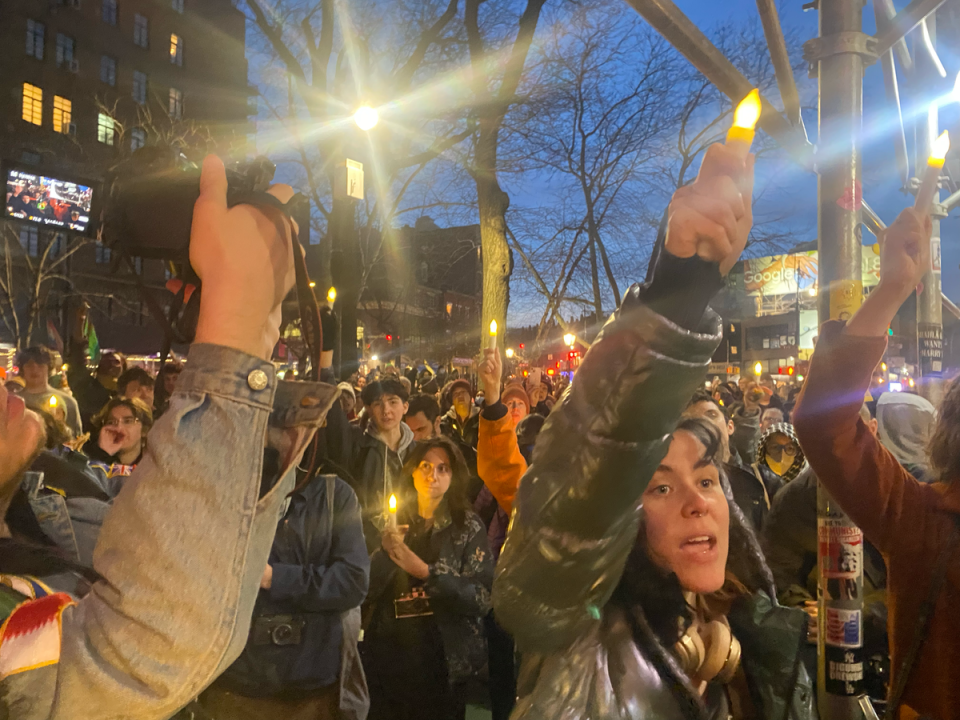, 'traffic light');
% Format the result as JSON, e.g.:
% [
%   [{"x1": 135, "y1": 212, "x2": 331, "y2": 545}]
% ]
[
  {"x1": 519, "y1": 343, "x2": 525, "y2": 350},
  {"x1": 787, "y1": 366, "x2": 795, "y2": 376},
  {"x1": 386, "y1": 334, "x2": 392, "y2": 343}
]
